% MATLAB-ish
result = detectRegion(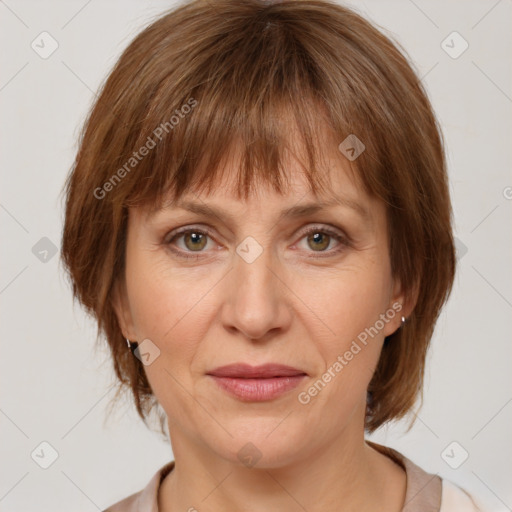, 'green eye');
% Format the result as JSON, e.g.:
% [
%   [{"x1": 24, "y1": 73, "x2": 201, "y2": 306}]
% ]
[
  {"x1": 306, "y1": 232, "x2": 331, "y2": 251},
  {"x1": 297, "y1": 226, "x2": 349, "y2": 258},
  {"x1": 166, "y1": 227, "x2": 213, "y2": 260},
  {"x1": 182, "y1": 231, "x2": 208, "y2": 251},
  {"x1": 166, "y1": 224, "x2": 349, "y2": 261}
]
